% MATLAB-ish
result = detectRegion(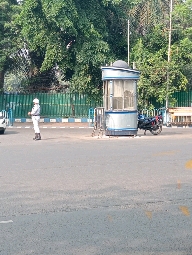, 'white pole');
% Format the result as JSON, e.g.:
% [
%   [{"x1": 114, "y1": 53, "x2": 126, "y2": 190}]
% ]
[
  {"x1": 166, "y1": 0, "x2": 173, "y2": 124},
  {"x1": 168, "y1": 0, "x2": 173, "y2": 64},
  {"x1": 128, "y1": 19, "x2": 130, "y2": 66}
]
